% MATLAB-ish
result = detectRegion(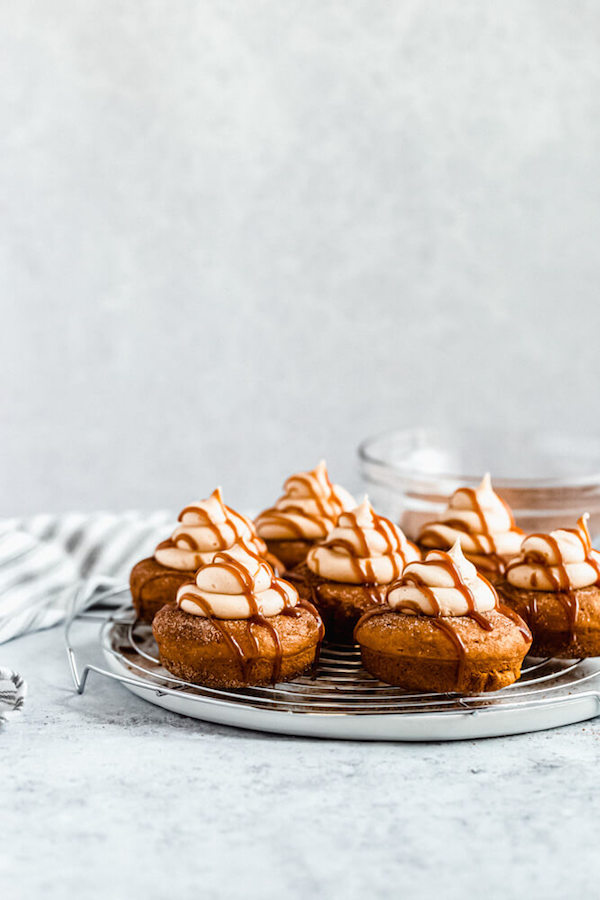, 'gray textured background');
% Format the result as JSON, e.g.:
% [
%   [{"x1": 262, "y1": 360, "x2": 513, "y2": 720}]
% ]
[{"x1": 2, "y1": 1, "x2": 599, "y2": 515}]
